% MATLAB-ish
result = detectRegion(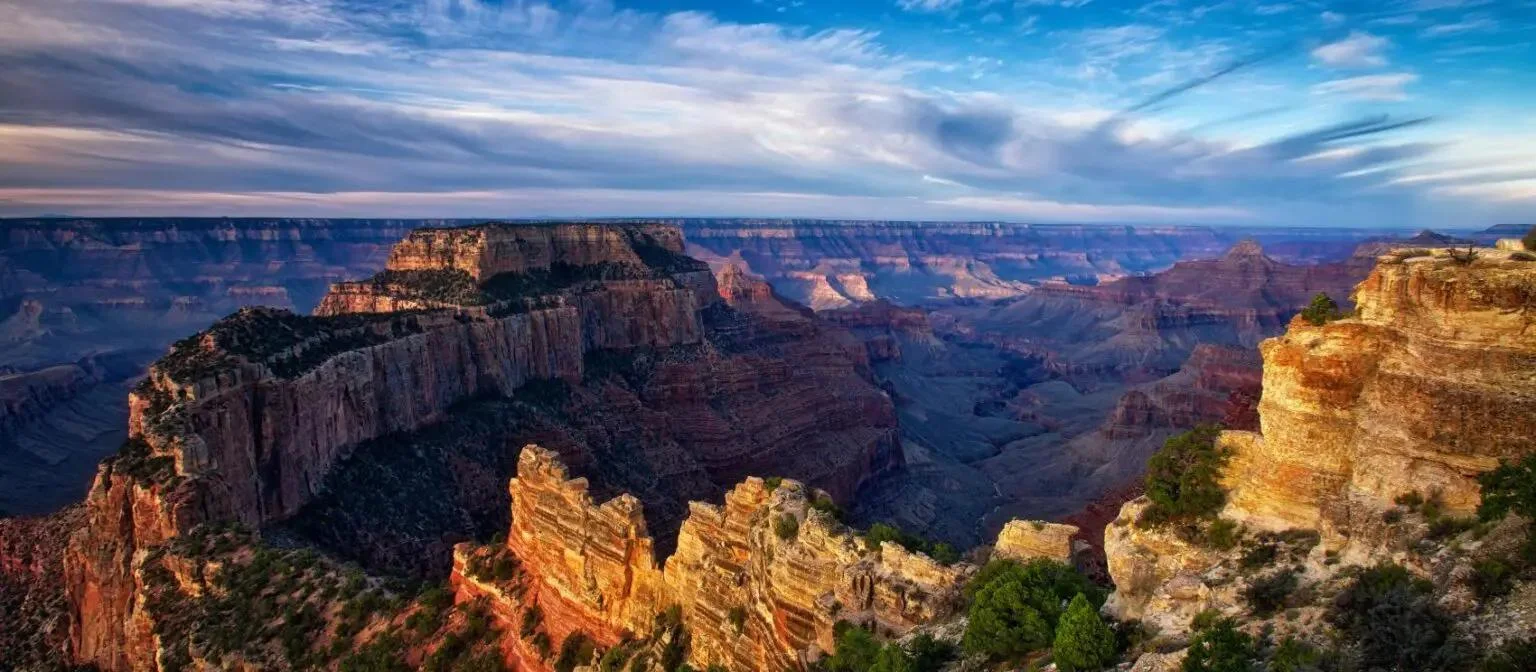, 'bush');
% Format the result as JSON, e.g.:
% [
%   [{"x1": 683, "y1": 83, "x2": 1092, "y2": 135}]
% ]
[
  {"x1": 1524, "y1": 226, "x2": 1536, "y2": 252},
  {"x1": 906, "y1": 634, "x2": 956, "y2": 672},
  {"x1": 827, "y1": 624, "x2": 882, "y2": 672},
  {"x1": 555, "y1": 633, "x2": 595, "y2": 672},
  {"x1": 1266, "y1": 638, "x2": 1321, "y2": 672},
  {"x1": 1205, "y1": 519, "x2": 1240, "y2": 551},
  {"x1": 1512, "y1": 251, "x2": 1536, "y2": 262},
  {"x1": 727, "y1": 606, "x2": 747, "y2": 634},
  {"x1": 1140, "y1": 426, "x2": 1230, "y2": 527},
  {"x1": 962, "y1": 559, "x2": 1104, "y2": 661},
  {"x1": 1471, "y1": 558, "x2": 1515, "y2": 600},
  {"x1": 1328, "y1": 564, "x2": 1469, "y2": 670},
  {"x1": 1299, "y1": 293, "x2": 1342, "y2": 326},
  {"x1": 862, "y1": 523, "x2": 959, "y2": 565},
  {"x1": 763, "y1": 477, "x2": 783, "y2": 492},
  {"x1": 1242, "y1": 569, "x2": 1297, "y2": 617},
  {"x1": 1478, "y1": 454, "x2": 1536, "y2": 522},
  {"x1": 1449, "y1": 245, "x2": 1480, "y2": 265},
  {"x1": 1181, "y1": 619, "x2": 1256, "y2": 672},
  {"x1": 1053, "y1": 593, "x2": 1117, "y2": 672},
  {"x1": 810, "y1": 493, "x2": 848, "y2": 522},
  {"x1": 774, "y1": 514, "x2": 800, "y2": 541}
]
